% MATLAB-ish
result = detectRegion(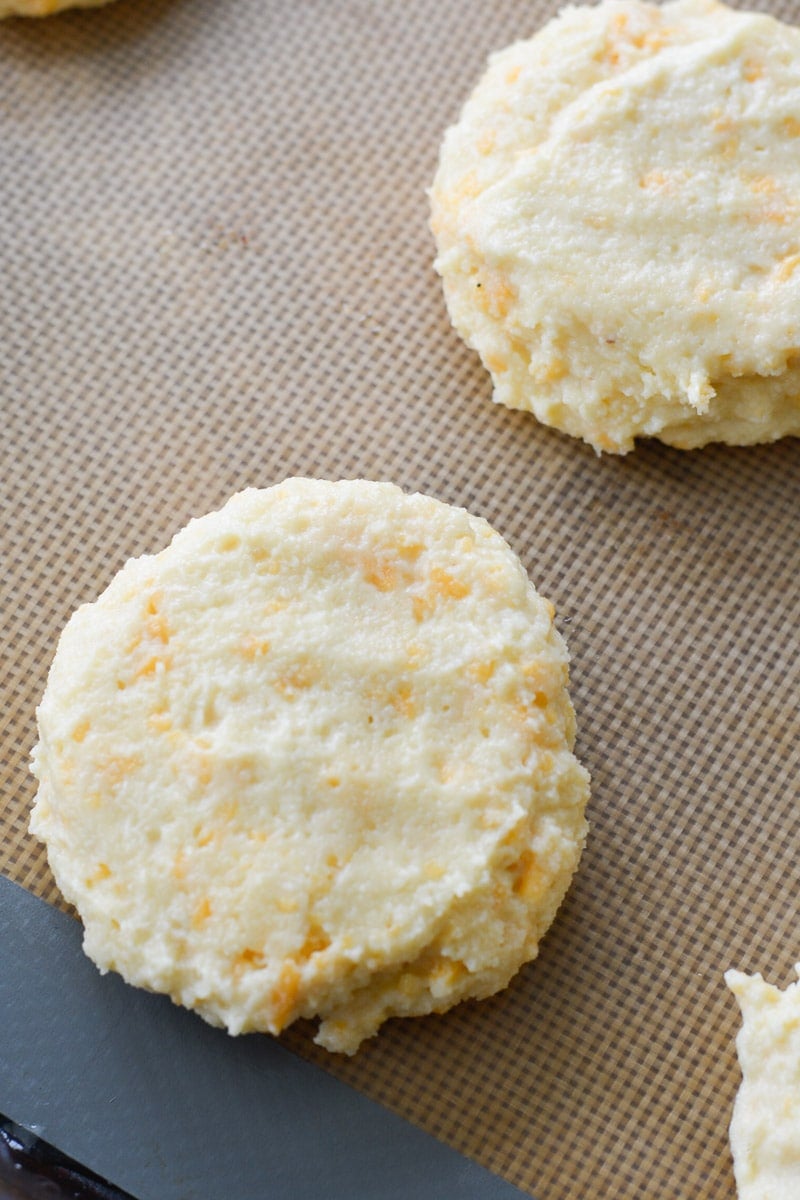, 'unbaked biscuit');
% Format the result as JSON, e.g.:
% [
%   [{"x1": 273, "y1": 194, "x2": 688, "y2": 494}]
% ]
[
  {"x1": 30, "y1": 479, "x2": 590, "y2": 1053},
  {"x1": 0, "y1": 0, "x2": 113, "y2": 16},
  {"x1": 726, "y1": 967, "x2": 800, "y2": 1199},
  {"x1": 431, "y1": 0, "x2": 800, "y2": 454}
]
